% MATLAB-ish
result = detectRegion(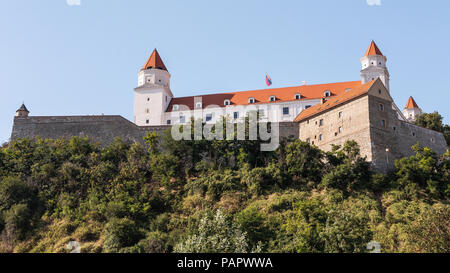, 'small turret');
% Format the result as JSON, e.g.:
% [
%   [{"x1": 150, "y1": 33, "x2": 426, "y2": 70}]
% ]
[
  {"x1": 402, "y1": 96, "x2": 422, "y2": 122},
  {"x1": 15, "y1": 103, "x2": 29, "y2": 117}
]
